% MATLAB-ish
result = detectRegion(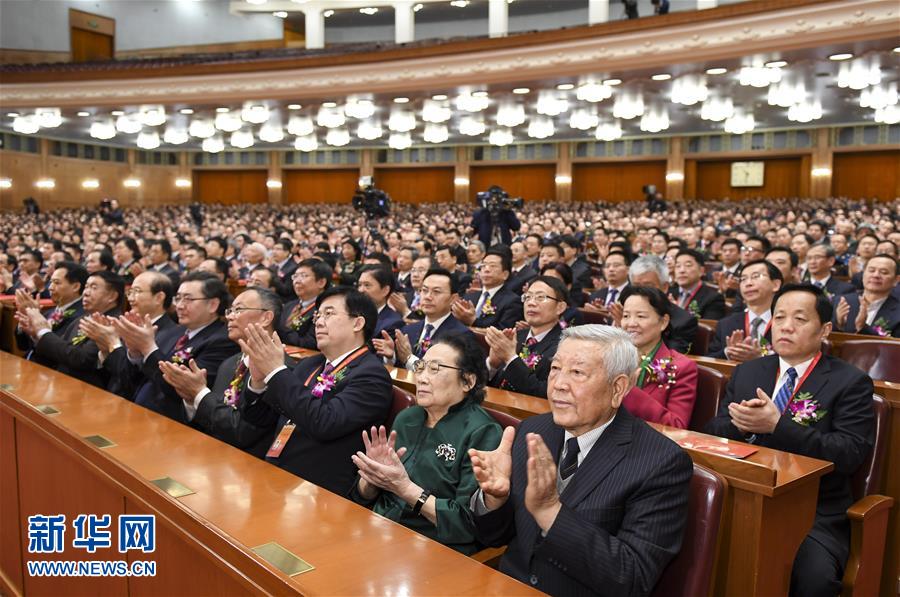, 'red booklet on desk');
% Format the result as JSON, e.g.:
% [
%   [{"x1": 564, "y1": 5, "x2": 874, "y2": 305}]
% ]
[{"x1": 676, "y1": 436, "x2": 759, "y2": 459}]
